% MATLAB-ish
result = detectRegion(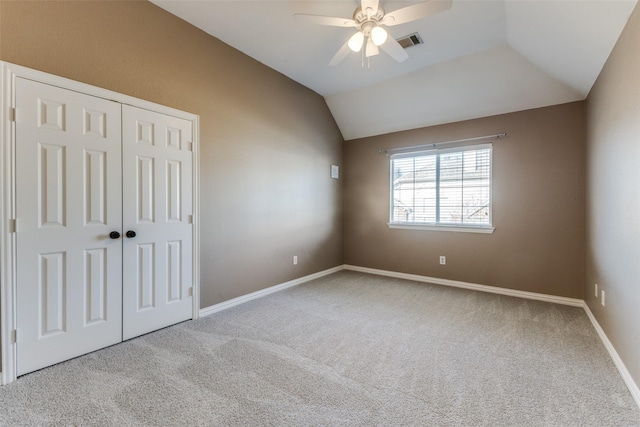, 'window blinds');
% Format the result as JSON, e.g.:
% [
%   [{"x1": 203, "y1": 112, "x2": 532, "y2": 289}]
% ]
[{"x1": 390, "y1": 143, "x2": 492, "y2": 227}]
